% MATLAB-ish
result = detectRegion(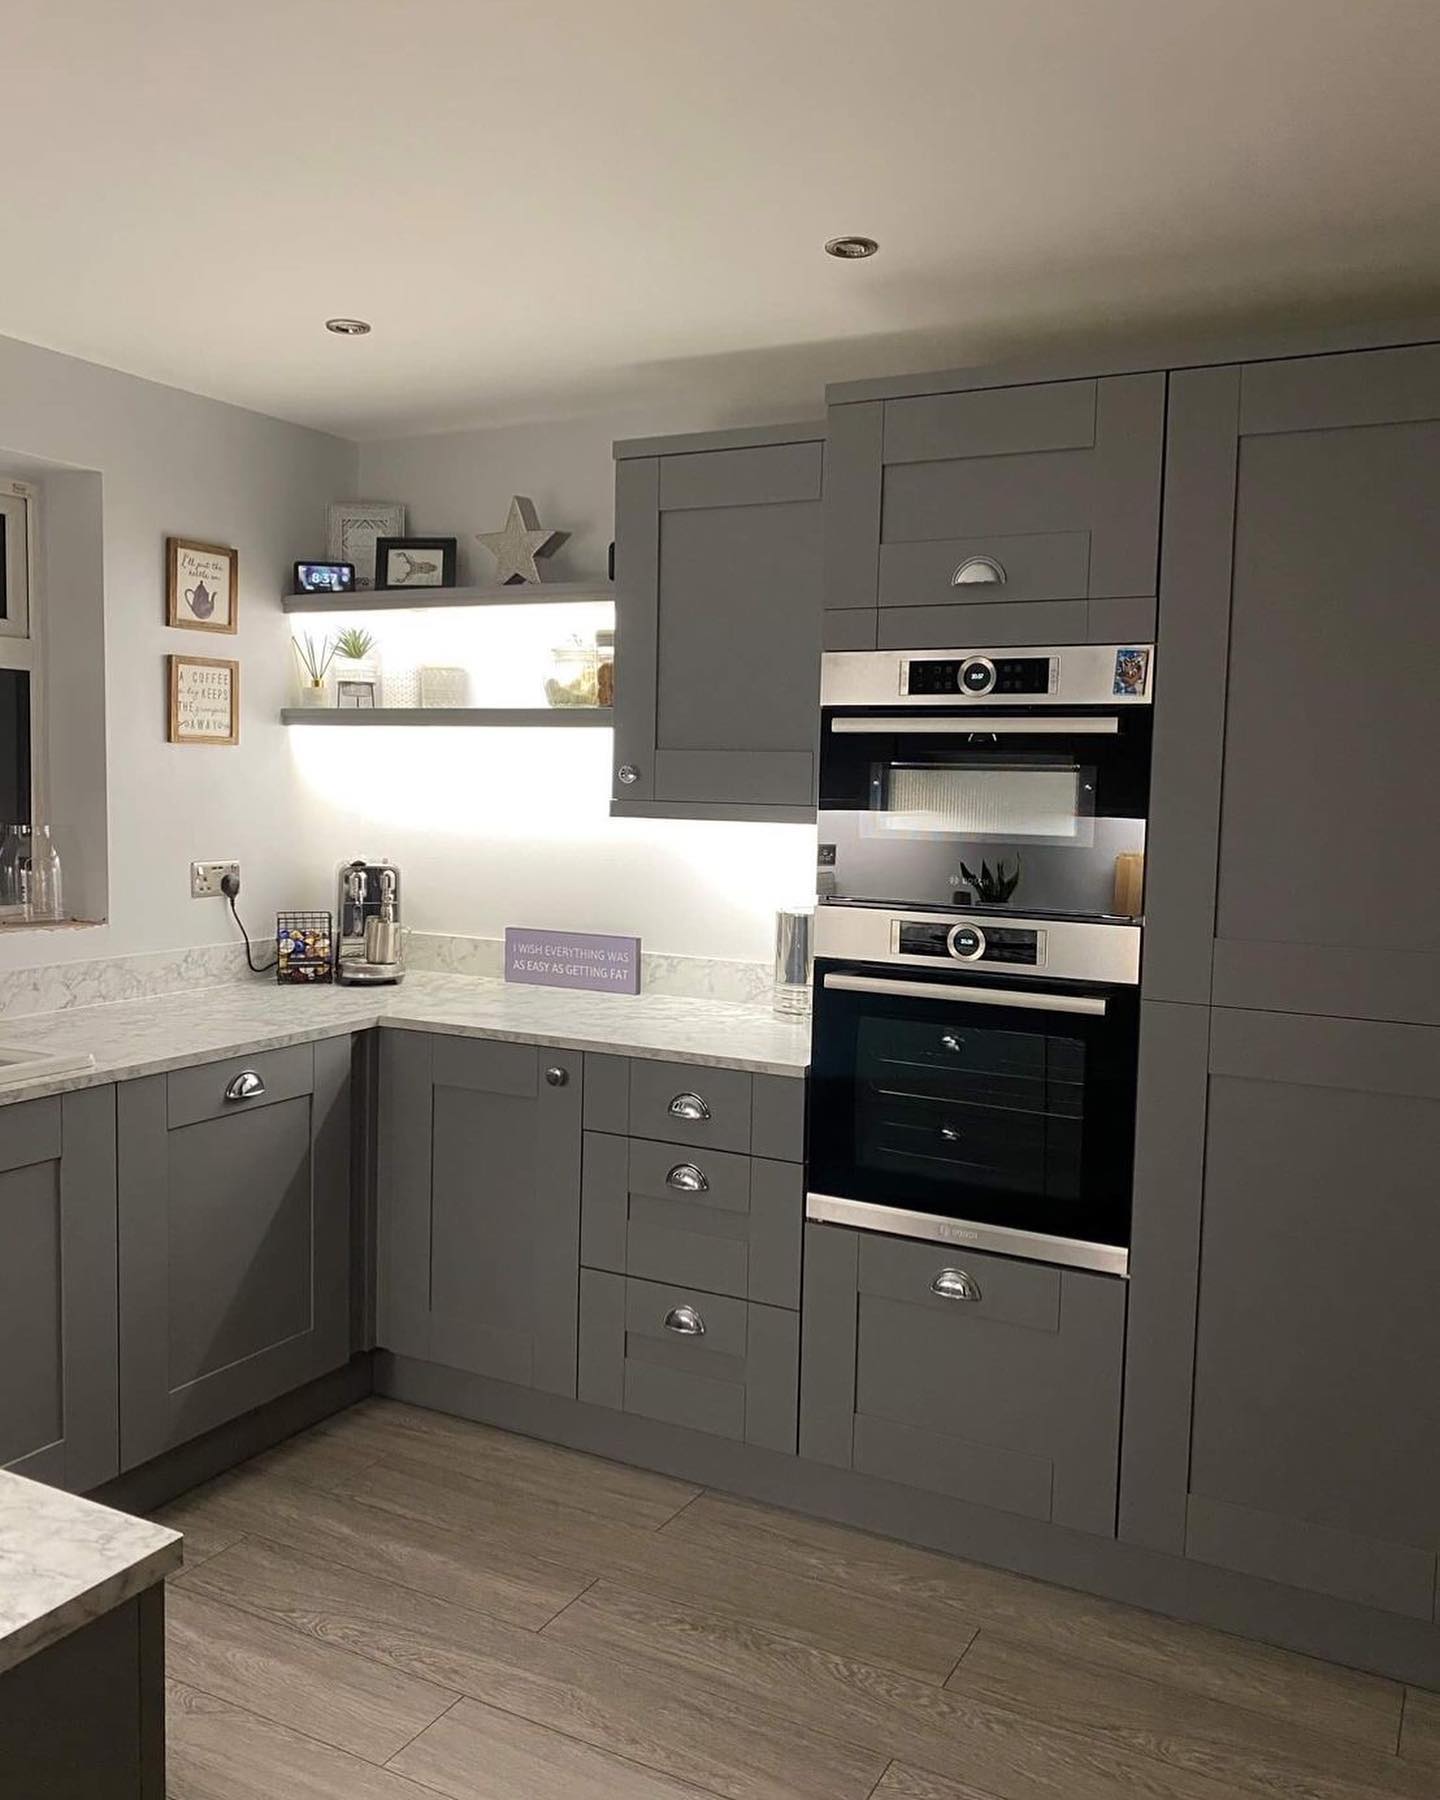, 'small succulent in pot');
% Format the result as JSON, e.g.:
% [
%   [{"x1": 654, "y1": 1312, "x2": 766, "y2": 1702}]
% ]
[
  {"x1": 959, "y1": 855, "x2": 1021, "y2": 905},
  {"x1": 333, "y1": 626, "x2": 377, "y2": 663}
]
